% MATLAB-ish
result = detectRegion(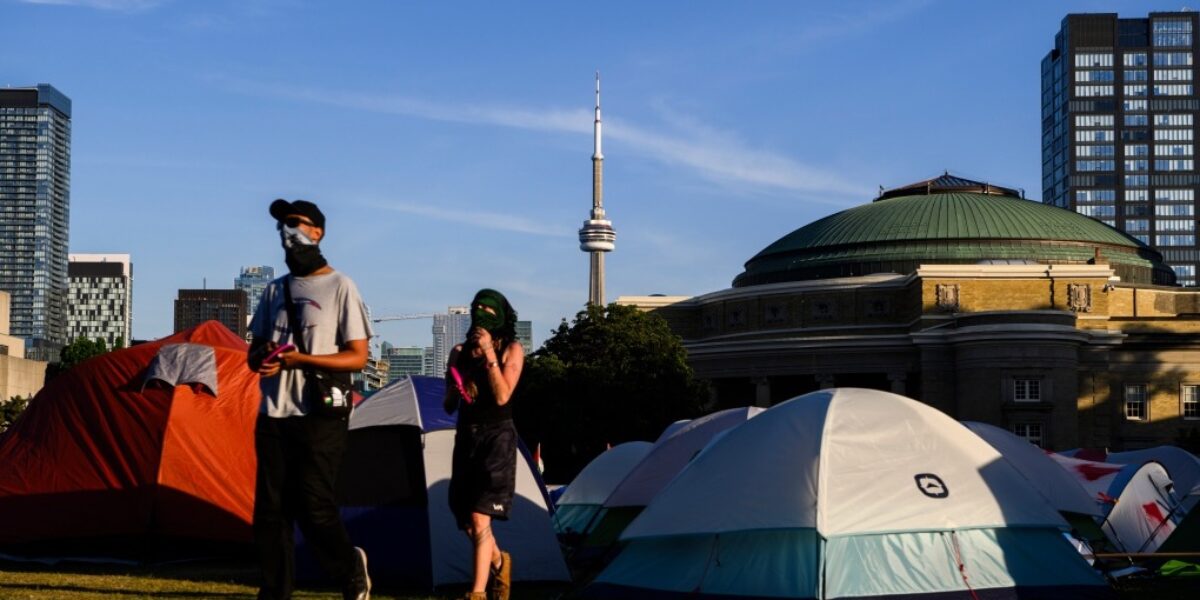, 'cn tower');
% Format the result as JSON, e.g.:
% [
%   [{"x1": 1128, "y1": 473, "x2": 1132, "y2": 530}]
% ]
[{"x1": 578, "y1": 72, "x2": 616, "y2": 306}]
